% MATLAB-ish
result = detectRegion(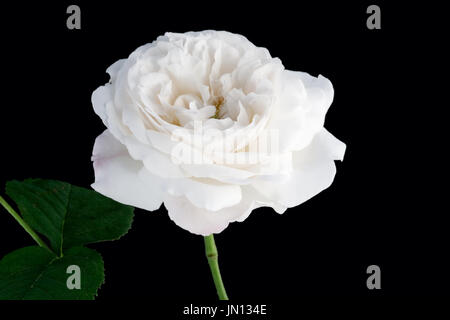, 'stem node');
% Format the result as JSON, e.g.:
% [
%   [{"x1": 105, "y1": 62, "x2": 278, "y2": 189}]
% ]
[{"x1": 204, "y1": 234, "x2": 228, "y2": 300}]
